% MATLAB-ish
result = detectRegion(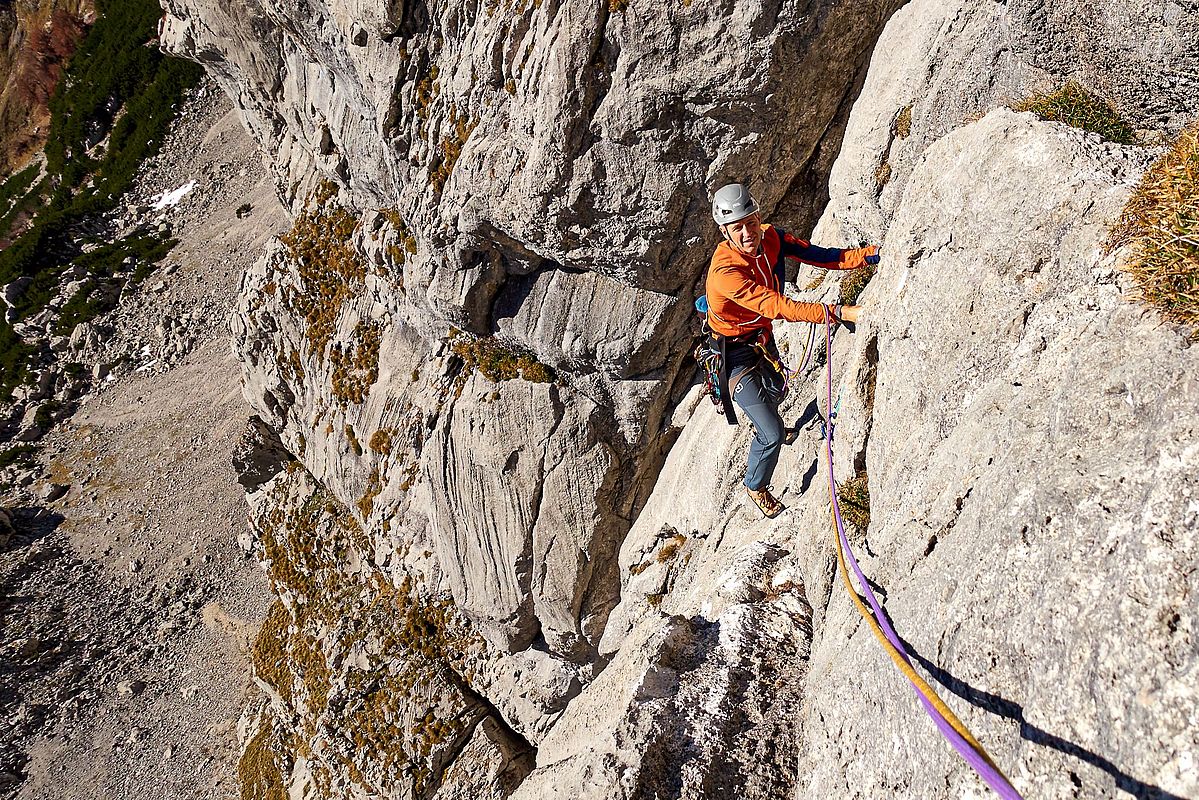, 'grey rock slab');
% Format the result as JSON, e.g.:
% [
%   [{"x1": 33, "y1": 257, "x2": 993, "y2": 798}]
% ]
[
  {"x1": 817, "y1": 0, "x2": 1199, "y2": 248},
  {"x1": 799, "y1": 110, "x2": 1198, "y2": 800},
  {"x1": 38, "y1": 484, "x2": 68, "y2": 504},
  {"x1": 232, "y1": 415, "x2": 292, "y2": 493},
  {"x1": 474, "y1": 649, "x2": 582, "y2": 744},
  {"x1": 434, "y1": 716, "x2": 535, "y2": 800},
  {"x1": 422, "y1": 373, "x2": 616, "y2": 658}
]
